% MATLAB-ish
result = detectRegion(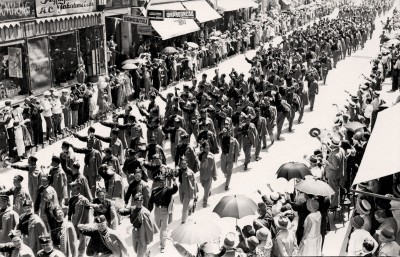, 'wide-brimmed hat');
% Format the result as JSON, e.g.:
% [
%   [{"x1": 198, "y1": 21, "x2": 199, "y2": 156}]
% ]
[
  {"x1": 270, "y1": 192, "x2": 280, "y2": 202},
  {"x1": 201, "y1": 242, "x2": 221, "y2": 255},
  {"x1": 223, "y1": 232, "x2": 239, "y2": 249},
  {"x1": 380, "y1": 227, "x2": 395, "y2": 241},
  {"x1": 330, "y1": 135, "x2": 341, "y2": 146},
  {"x1": 356, "y1": 199, "x2": 371, "y2": 215},
  {"x1": 256, "y1": 227, "x2": 270, "y2": 241},
  {"x1": 306, "y1": 199, "x2": 319, "y2": 212},
  {"x1": 274, "y1": 215, "x2": 291, "y2": 230},
  {"x1": 309, "y1": 128, "x2": 321, "y2": 138},
  {"x1": 350, "y1": 215, "x2": 365, "y2": 229}
]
